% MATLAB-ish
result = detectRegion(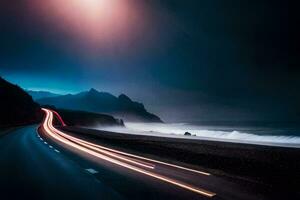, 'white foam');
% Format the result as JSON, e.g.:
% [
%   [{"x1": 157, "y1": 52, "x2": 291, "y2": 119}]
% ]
[{"x1": 93, "y1": 122, "x2": 300, "y2": 148}]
